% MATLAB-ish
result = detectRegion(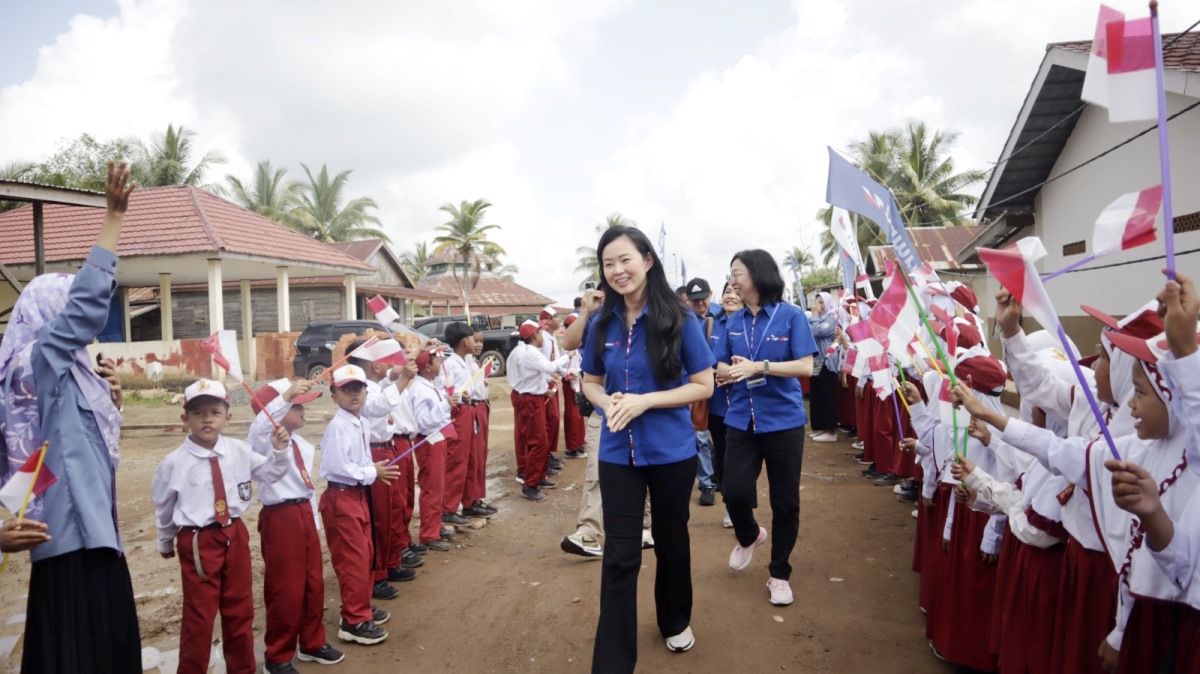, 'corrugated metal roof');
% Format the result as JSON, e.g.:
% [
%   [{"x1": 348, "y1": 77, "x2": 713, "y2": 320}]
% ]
[
  {"x1": 867, "y1": 225, "x2": 985, "y2": 272},
  {"x1": 1053, "y1": 31, "x2": 1200, "y2": 73},
  {"x1": 417, "y1": 272, "x2": 553, "y2": 308}
]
